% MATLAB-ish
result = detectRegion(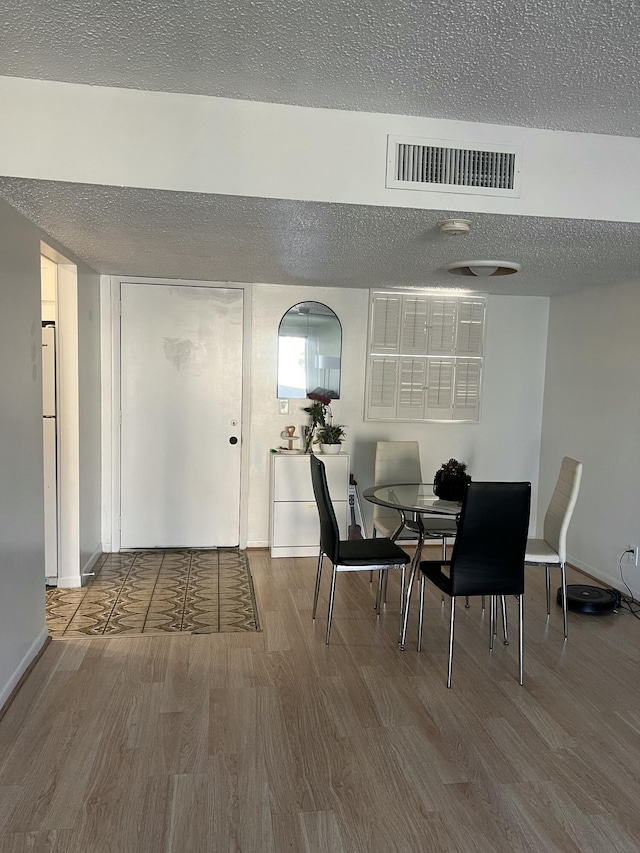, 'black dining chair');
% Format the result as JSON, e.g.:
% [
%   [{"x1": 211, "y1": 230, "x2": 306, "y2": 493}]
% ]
[
  {"x1": 417, "y1": 481, "x2": 531, "y2": 687},
  {"x1": 310, "y1": 455, "x2": 410, "y2": 644}
]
